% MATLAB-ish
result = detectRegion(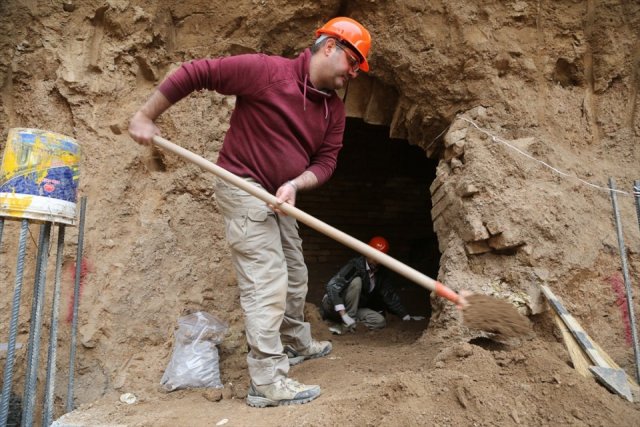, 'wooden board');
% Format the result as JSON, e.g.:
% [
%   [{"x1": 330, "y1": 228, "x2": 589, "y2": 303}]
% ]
[{"x1": 552, "y1": 311, "x2": 594, "y2": 378}]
